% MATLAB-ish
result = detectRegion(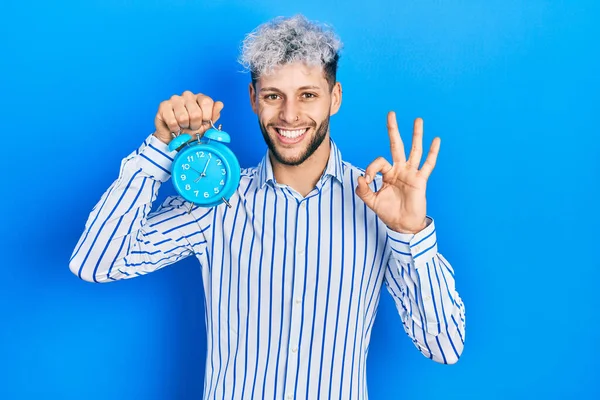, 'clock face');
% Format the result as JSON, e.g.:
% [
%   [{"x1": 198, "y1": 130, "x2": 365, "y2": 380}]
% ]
[{"x1": 172, "y1": 147, "x2": 230, "y2": 204}]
